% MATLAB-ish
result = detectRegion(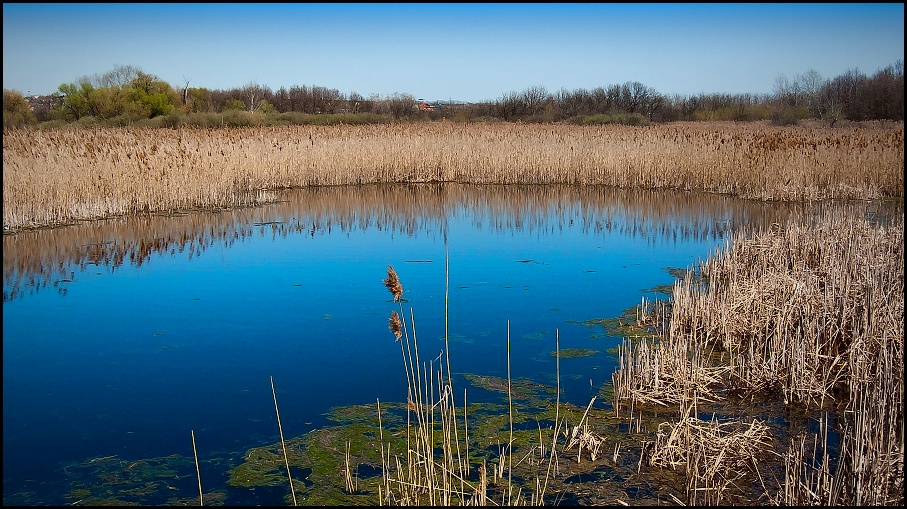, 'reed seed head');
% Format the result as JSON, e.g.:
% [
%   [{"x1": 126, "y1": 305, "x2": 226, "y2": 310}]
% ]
[
  {"x1": 388, "y1": 310, "x2": 403, "y2": 341},
  {"x1": 383, "y1": 265, "x2": 403, "y2": 302}
]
